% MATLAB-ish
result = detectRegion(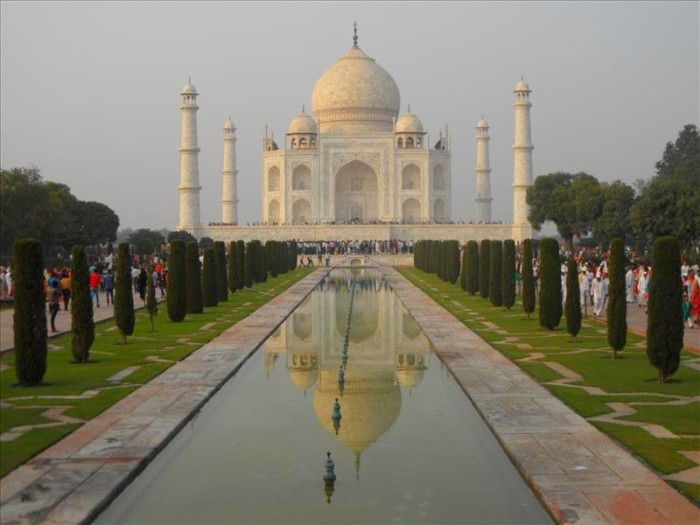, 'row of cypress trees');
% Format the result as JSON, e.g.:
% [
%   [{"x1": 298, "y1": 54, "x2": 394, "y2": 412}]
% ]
[
  {"x1": 11, "y1": 237, "x2": 300, "y2": 386},
  {"x1": 413, "y1": 240, "x2": 460, "y2": 284}
]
